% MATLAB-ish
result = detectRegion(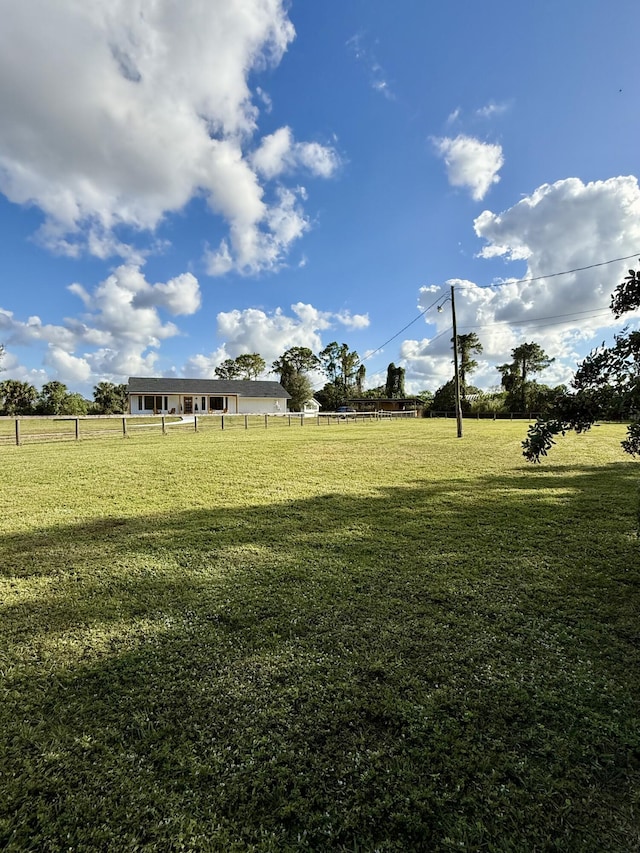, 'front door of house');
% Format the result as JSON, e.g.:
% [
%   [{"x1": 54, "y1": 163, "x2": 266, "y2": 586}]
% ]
[{"x1": 184, "y1": 396, "x2": 193, "y2": 414}]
